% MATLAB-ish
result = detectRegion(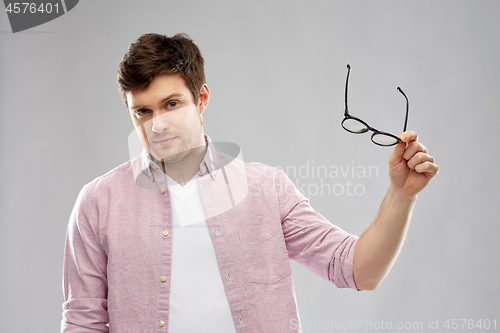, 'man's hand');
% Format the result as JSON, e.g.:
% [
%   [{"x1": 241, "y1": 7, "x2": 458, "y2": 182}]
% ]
[{"x1": 389, "y1": 131, "x2": 439, "y2": 199}]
